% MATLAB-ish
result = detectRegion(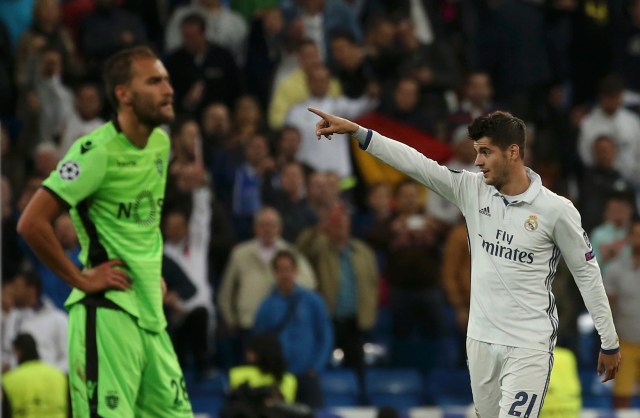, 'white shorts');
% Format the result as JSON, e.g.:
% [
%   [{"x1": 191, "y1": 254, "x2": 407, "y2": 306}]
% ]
[{"x1": 467, "y1": 337, "x2": 553, "y2": 418}]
